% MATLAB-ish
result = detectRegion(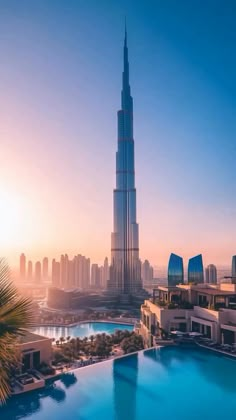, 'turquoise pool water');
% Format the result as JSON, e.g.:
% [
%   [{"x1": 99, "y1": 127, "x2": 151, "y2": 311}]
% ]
[
  {"x1": 2, "y1": 346, "x2": 236, "y2": 419},
  {"x1": 32, "y1": 322, "x2": 134, "y2": 340}
]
